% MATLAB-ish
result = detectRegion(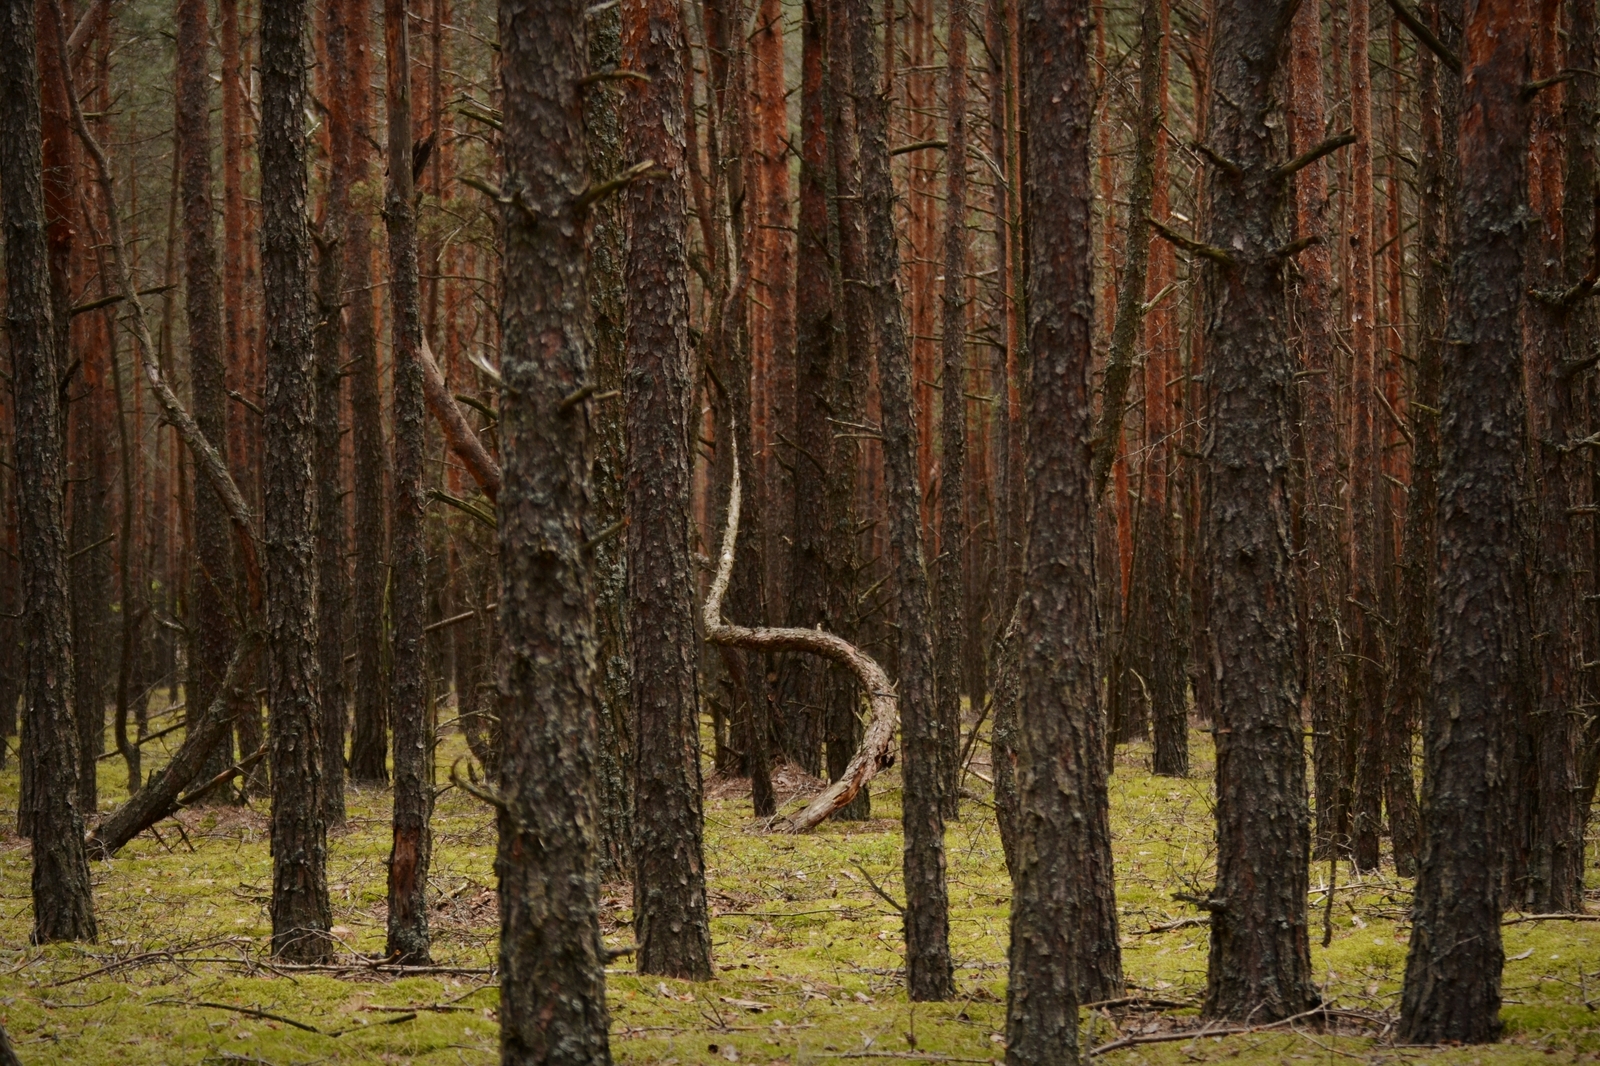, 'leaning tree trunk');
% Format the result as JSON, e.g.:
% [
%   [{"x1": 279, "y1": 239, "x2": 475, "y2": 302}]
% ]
[
  {"x1": 1193, "y1": 0, "x2": 1316, "y2": 1023},
  {"x1": 495, "y1": 1, "x2": 613, "y2": 1062},
  {"x1": 844, "y1": 0, "x2": 953, "y2": 1003},
  {"x1": 261, "y1": 0, "x2": 333, "y2": 964},
  {"x1": 384, "y1": 0, "x2": 434, "y2": 966},
  {"x1": 1, "y1": 0, "x2": 98, "y2": 945},
  {"x1": 1399, "y1": 0, "x2": 1531, "y2": 1045},
  {"x1": 1004, "y1": 3, "x2": 1123, "y2": 1050},
  {"x1": 623, "y1": 0, "x2": 713, "y2": 982}
]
